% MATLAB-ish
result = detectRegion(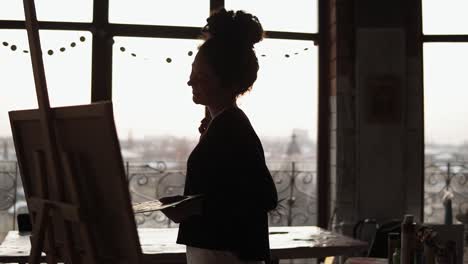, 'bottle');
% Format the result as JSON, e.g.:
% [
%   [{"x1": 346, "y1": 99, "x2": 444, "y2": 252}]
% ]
[
  {"x1": 401, "y1": 214, "x2": 417, "y2": 264},
  {"x1": 443, "y1": 194, "x2": 453, "y2": 225},
  {"x1": 393, "y1": 248, "x2": 401, "y2": 264},
  {"x1": 388, "y1": 233, "x2": 401, "y2": 264}
]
